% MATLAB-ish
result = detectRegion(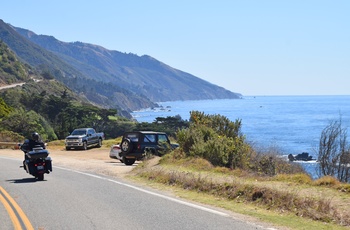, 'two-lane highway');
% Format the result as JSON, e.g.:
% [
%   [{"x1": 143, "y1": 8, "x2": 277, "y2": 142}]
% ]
[{"x1": 0, "y1": 155, "x2": 272, "y2": 229}]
